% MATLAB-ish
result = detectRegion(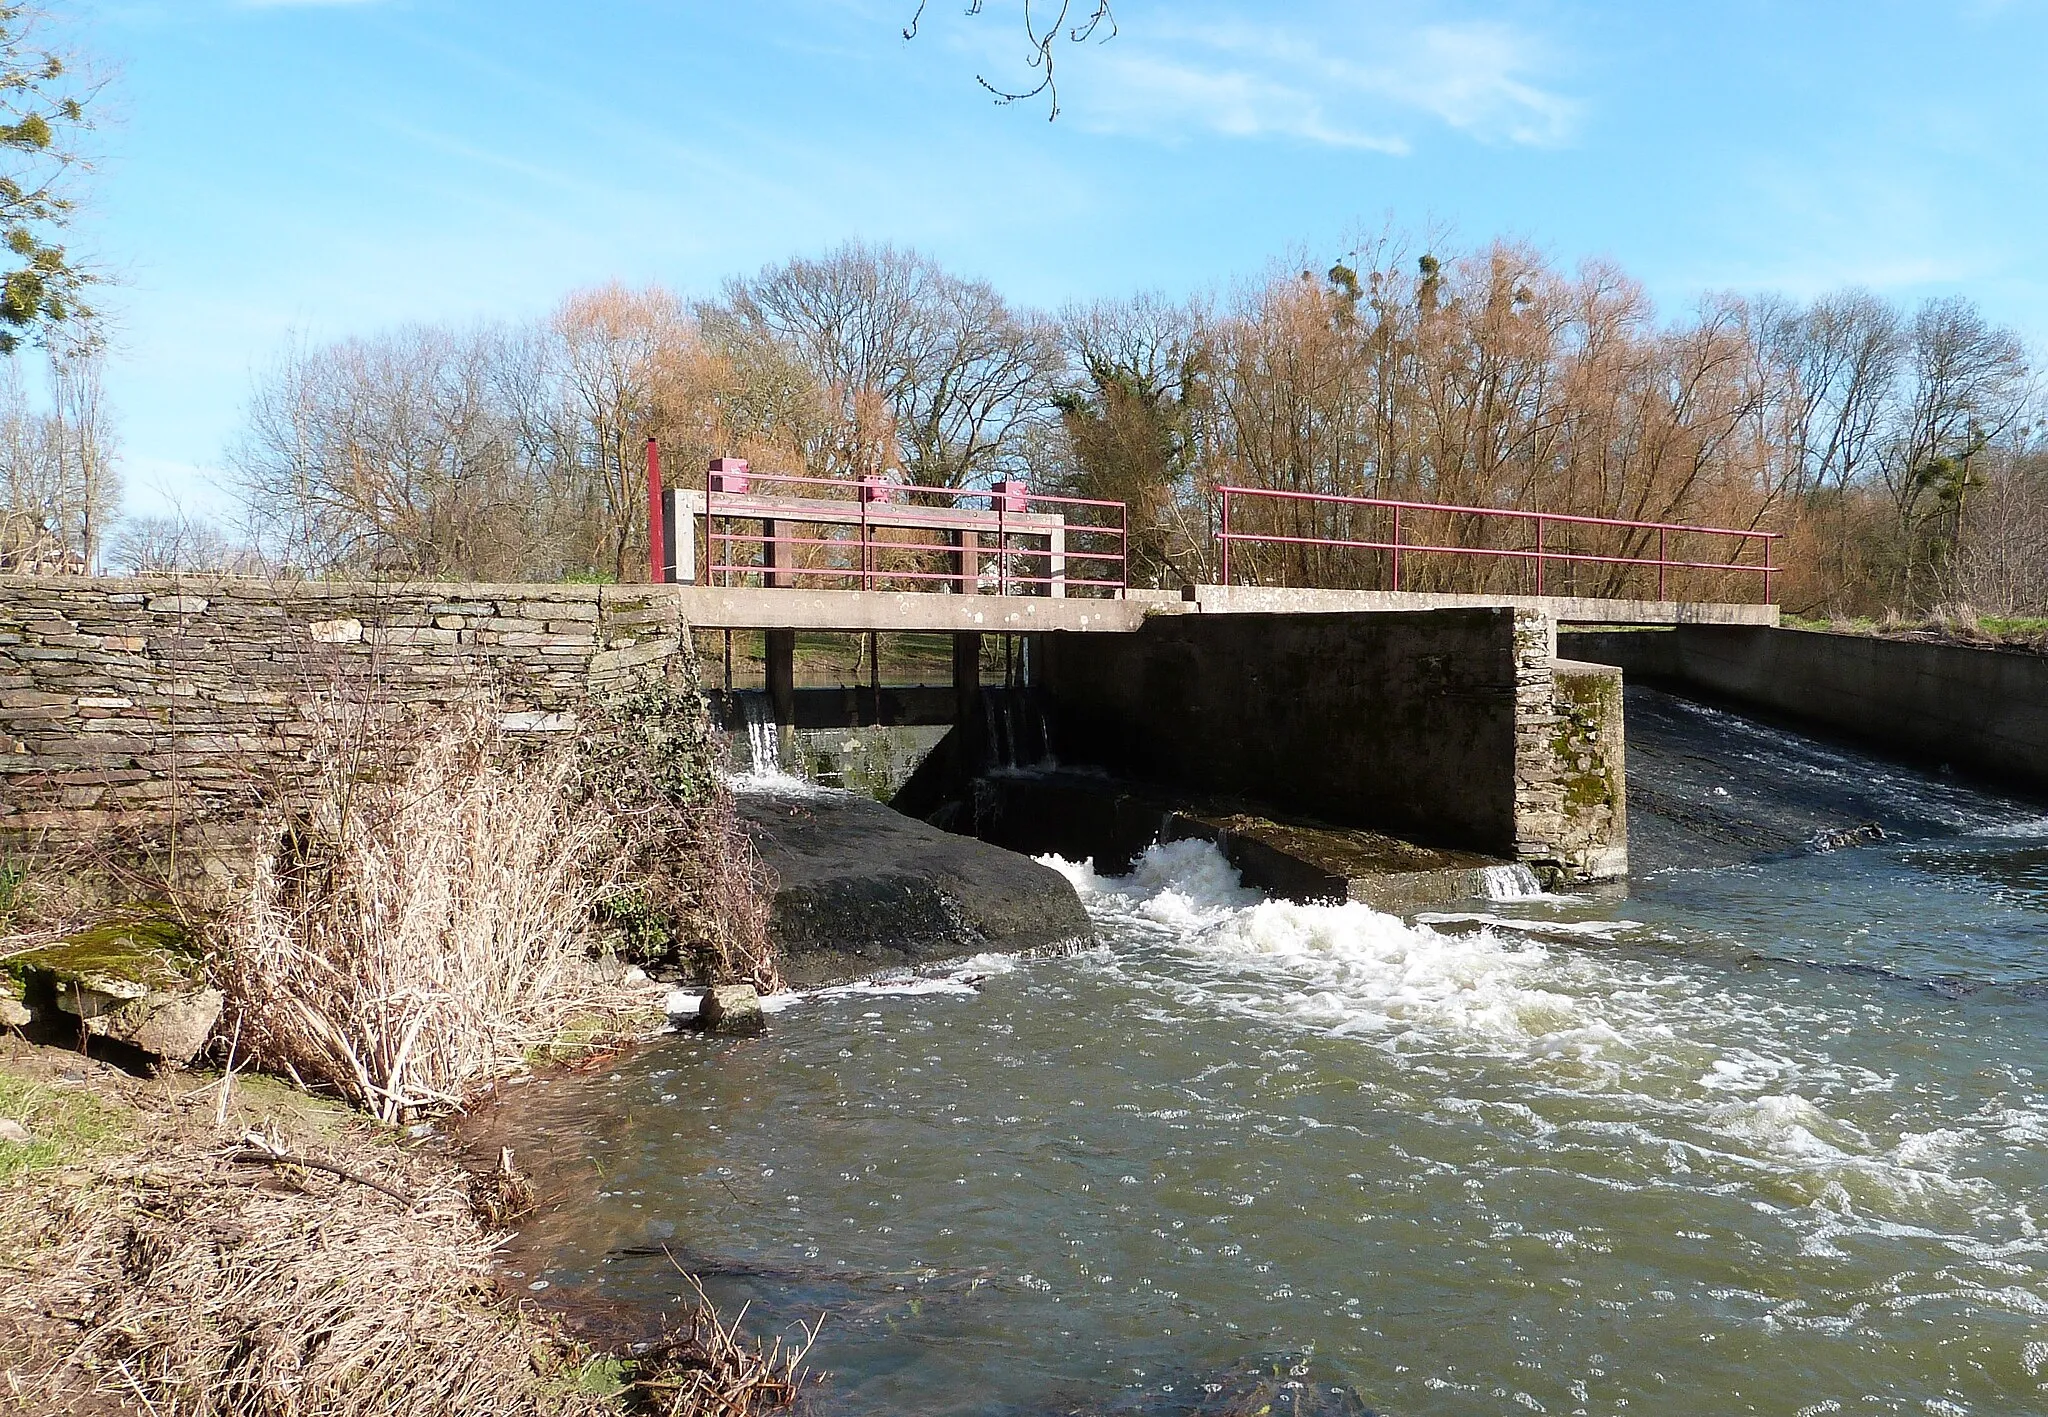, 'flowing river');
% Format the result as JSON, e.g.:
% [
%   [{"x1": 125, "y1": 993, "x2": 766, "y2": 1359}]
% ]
[{"x1": 490, "y1": 691, "x2": 2048, "y2": 1415}]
